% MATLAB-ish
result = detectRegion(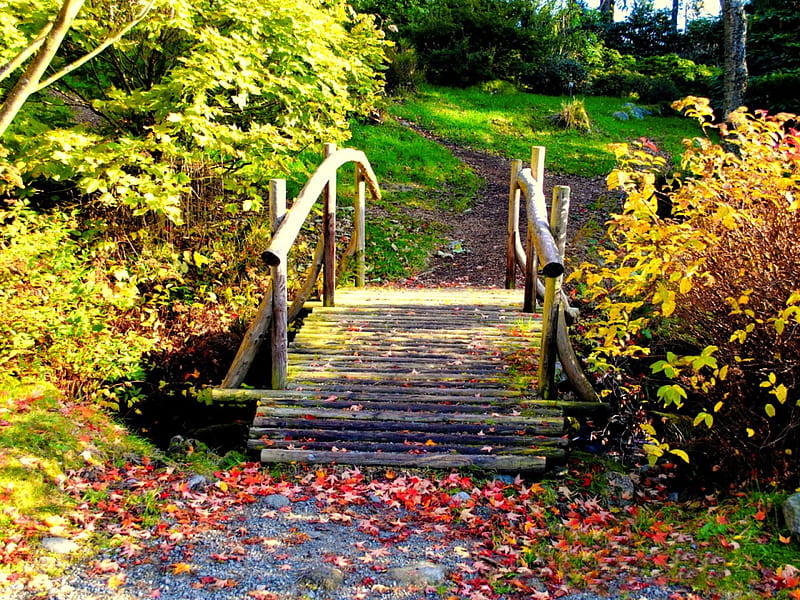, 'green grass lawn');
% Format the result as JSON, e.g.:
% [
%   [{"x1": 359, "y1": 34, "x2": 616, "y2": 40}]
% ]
[{"x1": 387, "y1": 84, "x2": 705, "y2": 177}]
